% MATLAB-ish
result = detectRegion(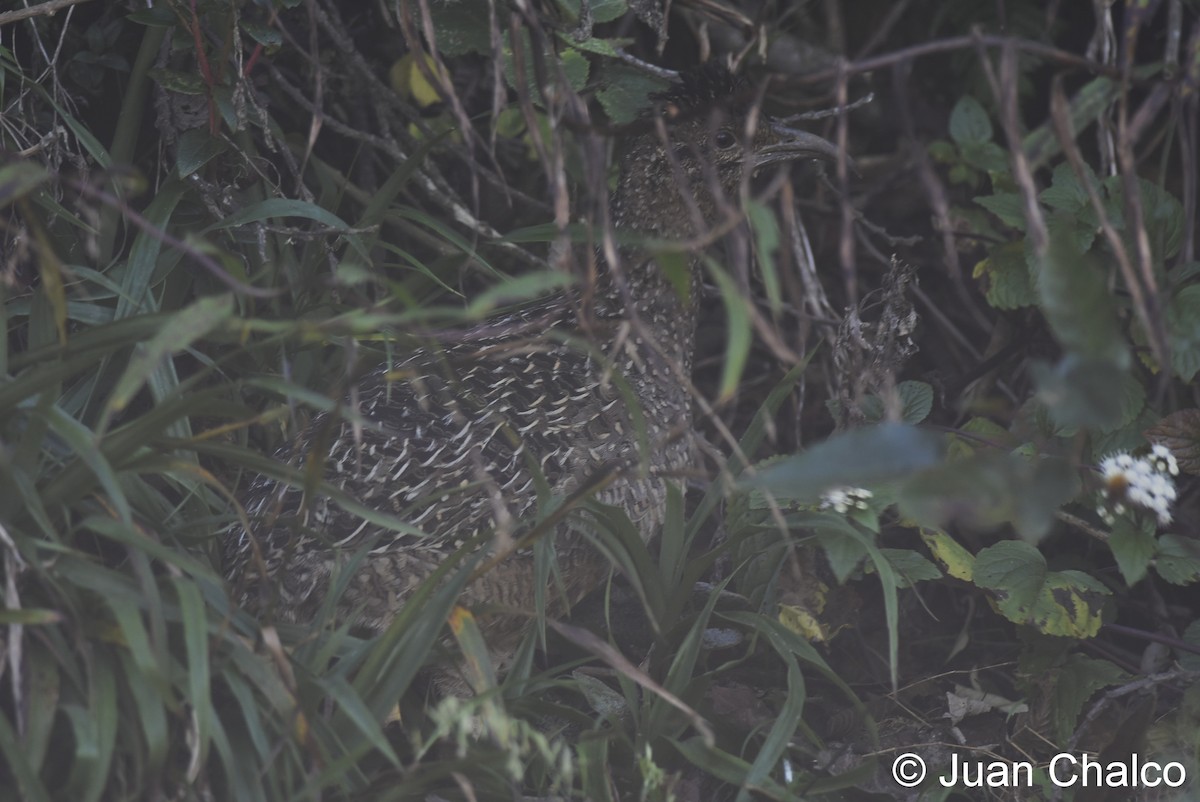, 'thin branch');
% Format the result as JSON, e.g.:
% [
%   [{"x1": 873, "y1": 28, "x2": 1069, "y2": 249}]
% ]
[{"x1": 0, "y1": 0, "x2": 94, "y2": 27}]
